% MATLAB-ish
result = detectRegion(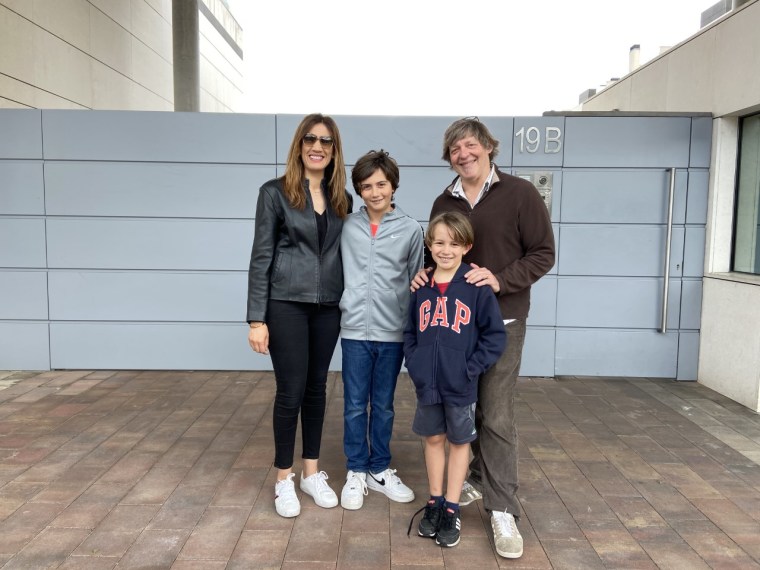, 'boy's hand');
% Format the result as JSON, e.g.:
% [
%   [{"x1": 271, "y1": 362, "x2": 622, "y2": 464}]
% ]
[
  {"x1": 465, "y1": 263, "x2": 500, "y2": 293},
  {"x1": 410, "y1": 267, "x2": 432, "y2": 291}
]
